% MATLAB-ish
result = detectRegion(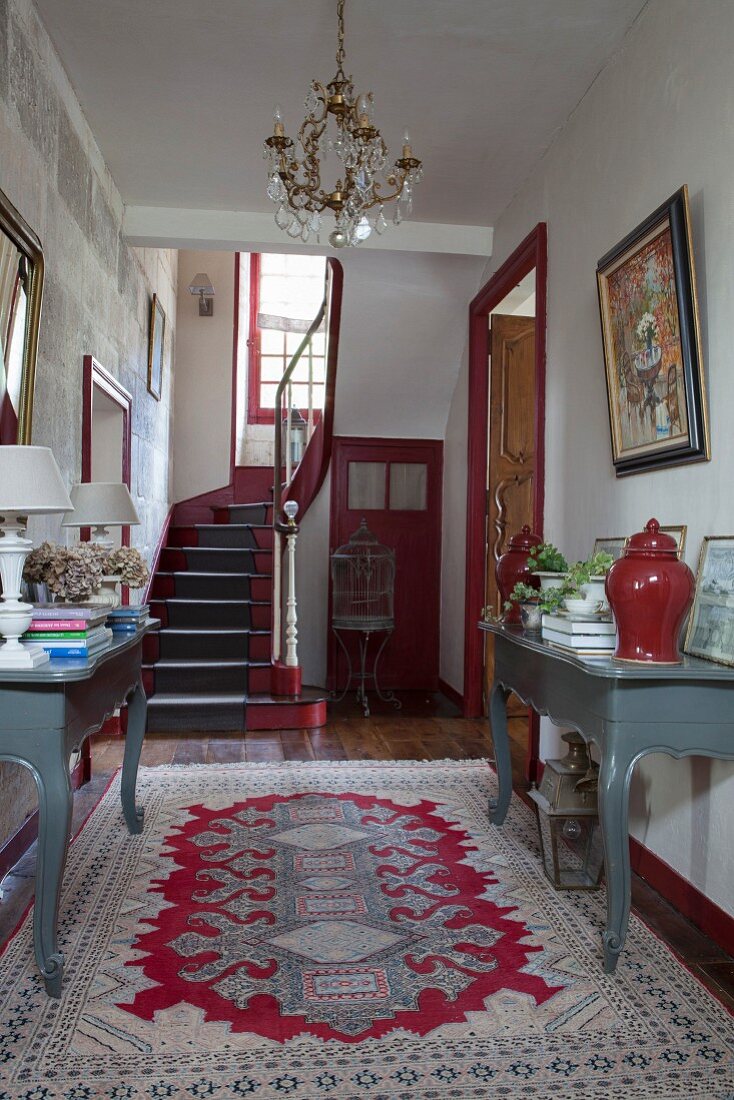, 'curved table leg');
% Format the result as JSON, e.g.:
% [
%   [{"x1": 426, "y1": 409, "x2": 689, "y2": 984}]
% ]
[
  {"x1": 358, "y1": 632, "x2": 370, "y2": 716},
  {"x1": 372, "y1": 630, "x2": 402, "y2": 710},
  {"x1": 30, "y1": 739, "x2": 73, "y2": 997},
  {"x1": 597, "y1": 736, "x2": 636, "y2": 973},
  {"x1": 488, "y1": 681, "x2": 512, "y2": 825},
  {"x1": 330, "y1": 630, "x2": 354, "y2": 706},
  {"x1": 121, "y1": 681, "x2": 146, "y2": 834}
]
